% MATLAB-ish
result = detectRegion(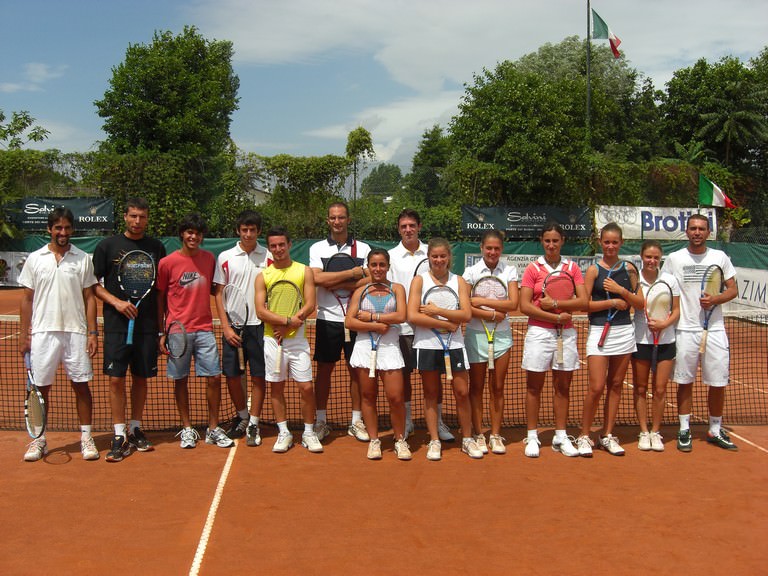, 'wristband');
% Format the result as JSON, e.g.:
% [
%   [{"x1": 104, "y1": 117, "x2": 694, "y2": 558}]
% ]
[
  {"x1": 88, "y1": 330, "x2": 98, "y2": 335},
  {"x1": 157, "y1": 331, "x2": 164, "y2": 337}
]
